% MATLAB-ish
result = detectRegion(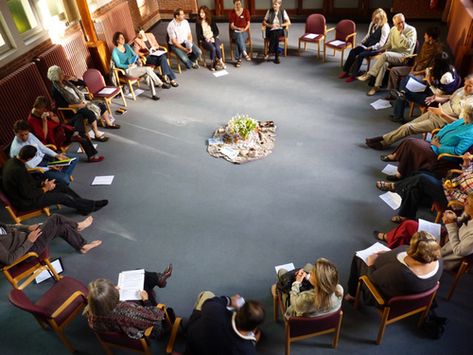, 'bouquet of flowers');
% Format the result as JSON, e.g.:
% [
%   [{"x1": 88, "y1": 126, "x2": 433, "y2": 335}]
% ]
[{"x1": 225, "y1": 114, "x2": 258, "y2": 141}]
